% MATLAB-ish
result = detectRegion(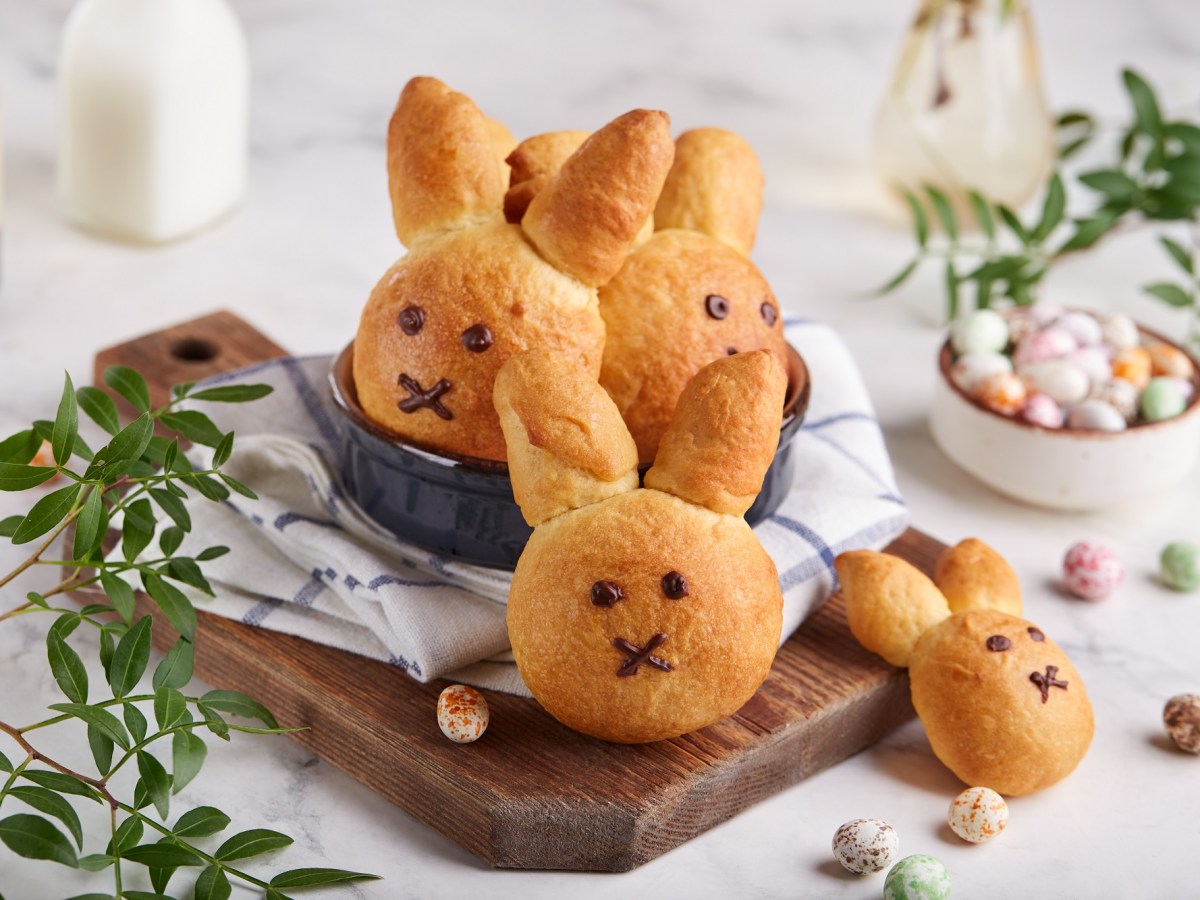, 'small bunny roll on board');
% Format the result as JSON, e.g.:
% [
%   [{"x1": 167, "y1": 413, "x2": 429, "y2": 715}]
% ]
[
  {"x1": 835, "y1": 542, "x2": 1093, "y2": 796},
  {"x1": 355, "y1": 77, "x2": 675, "y2": 461},
  {"x1": 497, "y1": 350, "x2": 787, "y2": 744}
]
